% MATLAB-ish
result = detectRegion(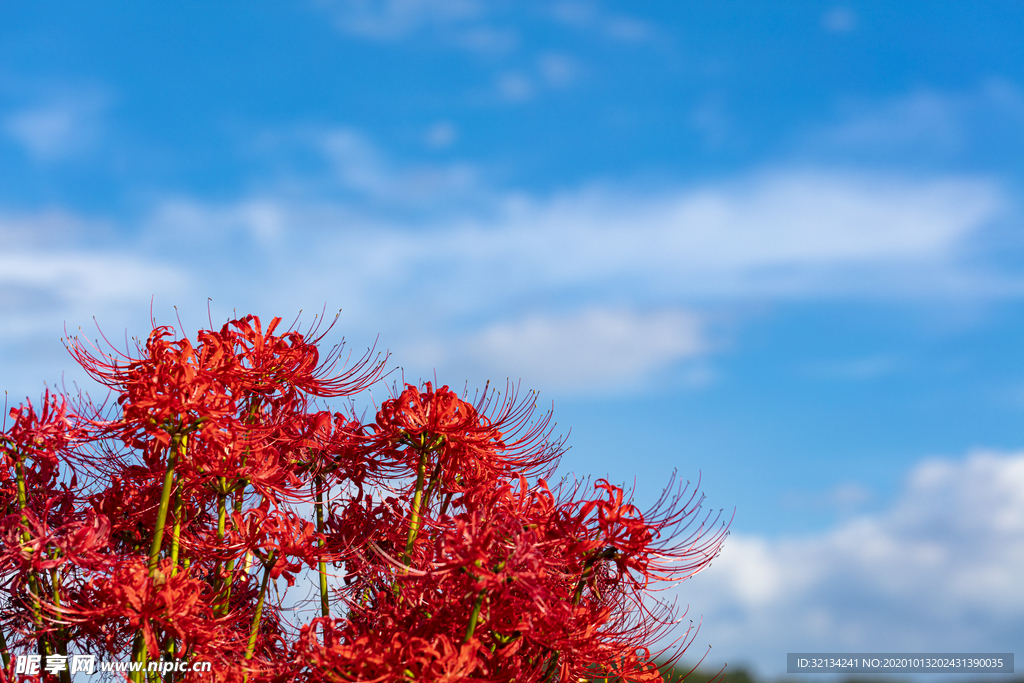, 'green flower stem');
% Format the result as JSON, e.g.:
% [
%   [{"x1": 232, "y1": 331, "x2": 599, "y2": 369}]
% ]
[
  {"x1": 421, "y1": 462, "x2": 443, "y2": 514},
  {"x1": 314, "y1": 474, "x2": 329, "y2": 619},
  {"x1": 132, "y1": 432, "x2": 184, "y2": 683},
  {"x1": 541, "y1": 655, "x2": 561, "y2": 683},
  {"x1": 148, "y1": 433, "x2": 184, "y2": 573},
  {"x1": 403, "y1": 449, "x2": 430, "y2": 565},
  {"x1": 463, "y1": 590, "x2": 487, "y2": 644},
  {"x1": 14, "y1": 456, "x2": 49, "y2": 660},
  {"x1": 245, "y1": 552, "x2": 277, "y2": 660},
  {"x1": 170, "y1": 487, "x2": 183, "y2": 576},
  {"x1": 130, "y1": 632, "x2": 147, "y2": 683},
  {"x1": 213, "y1": 481, "x2": 227, "y2": 615},
  {"x1": 49, "y1": 568, "x2": 72, "y2": 683},
  {"x1": 162, "y1": 487, "x2": 185, "y2": 679},
  {"x1": 219, "y1": 485, "x2": 245, "y2": 617}
]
